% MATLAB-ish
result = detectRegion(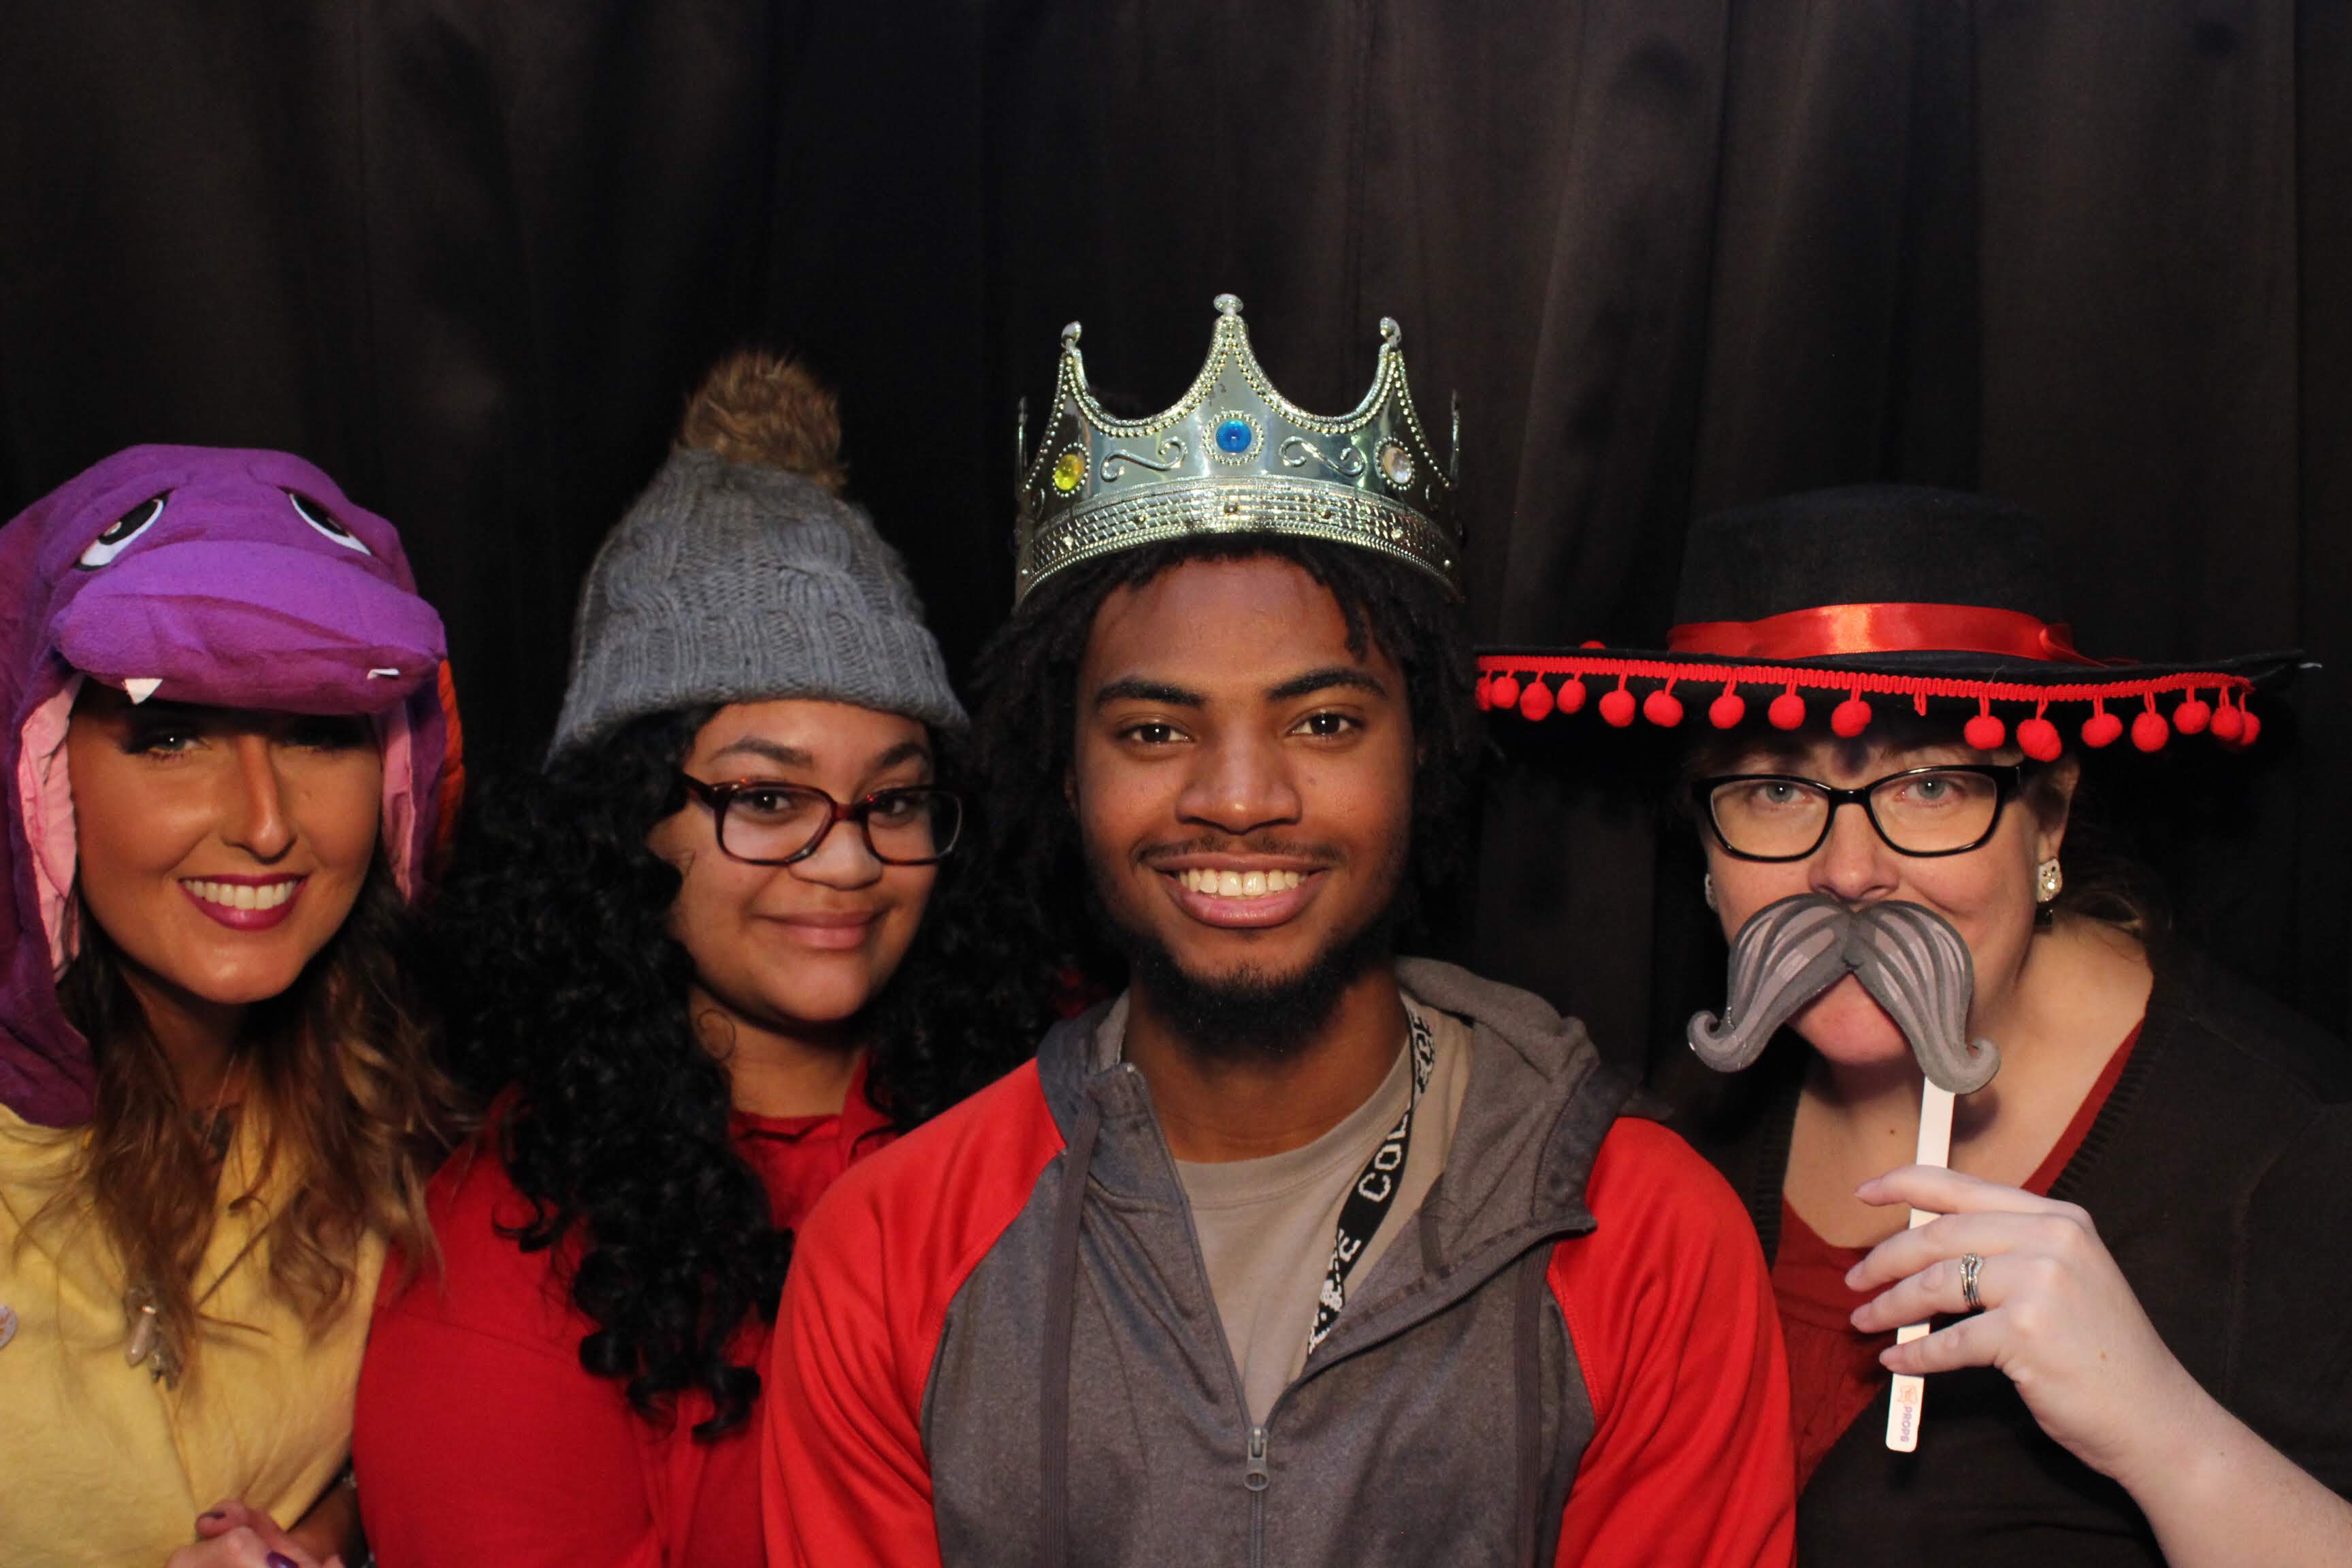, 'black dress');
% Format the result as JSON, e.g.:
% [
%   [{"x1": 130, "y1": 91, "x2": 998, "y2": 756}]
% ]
[{"x1": 1667, "y1": 952, "x2": 2352, "y2": 1565}]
